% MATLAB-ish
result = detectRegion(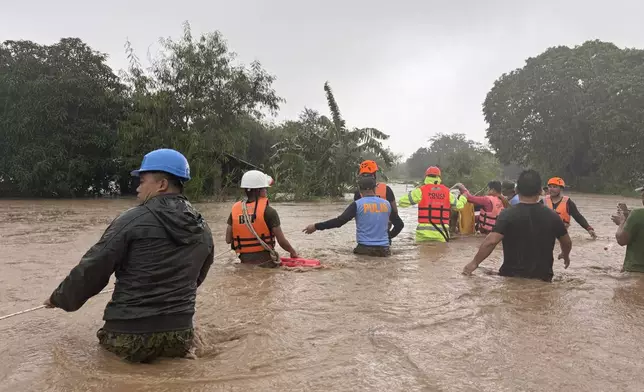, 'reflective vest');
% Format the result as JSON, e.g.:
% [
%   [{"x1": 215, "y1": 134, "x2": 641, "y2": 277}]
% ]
[
  {"x1": 545, "y1": 195, "x2": 571, "y2": 226},
  {"x1": 417, "y1": 184, "x2": 451, "y2": 226},
  {"x1": 478, "y1": 196, "x2": 504, "y2": 232},
  {"x1": 231, "y1": 197, "x2": 275, "y2": 254}
]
